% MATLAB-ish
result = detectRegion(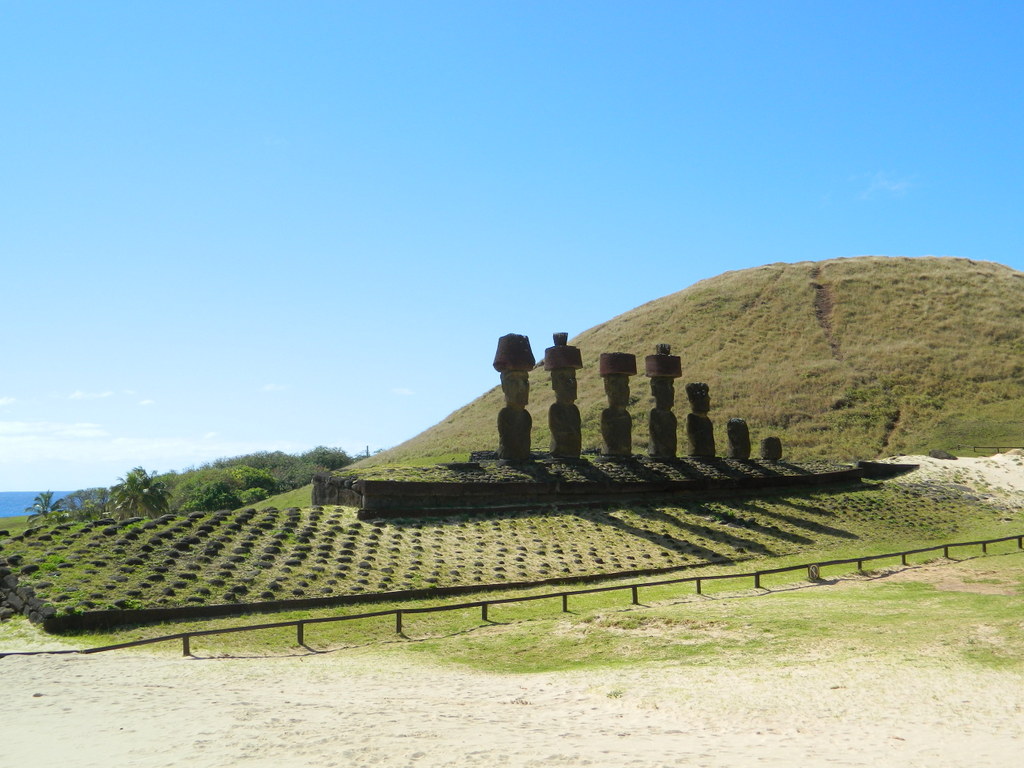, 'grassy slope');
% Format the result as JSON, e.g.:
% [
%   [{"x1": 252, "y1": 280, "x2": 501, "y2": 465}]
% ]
[
  {"x1": 245, "y1": 485, "x2": 312, "y2": 511},
  {"x1": 372, "y1": 256, "x2": 1024, "y2": 464},
  {"x1": 5, "y1": 531, "x2": 1022, "y2": 676},
  {"x1": 0, "y1": 515, "x2": 32, "y2": 537},
  {"x1": 1, "y1": 476, "x2": 1019, "y2": 624}
]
